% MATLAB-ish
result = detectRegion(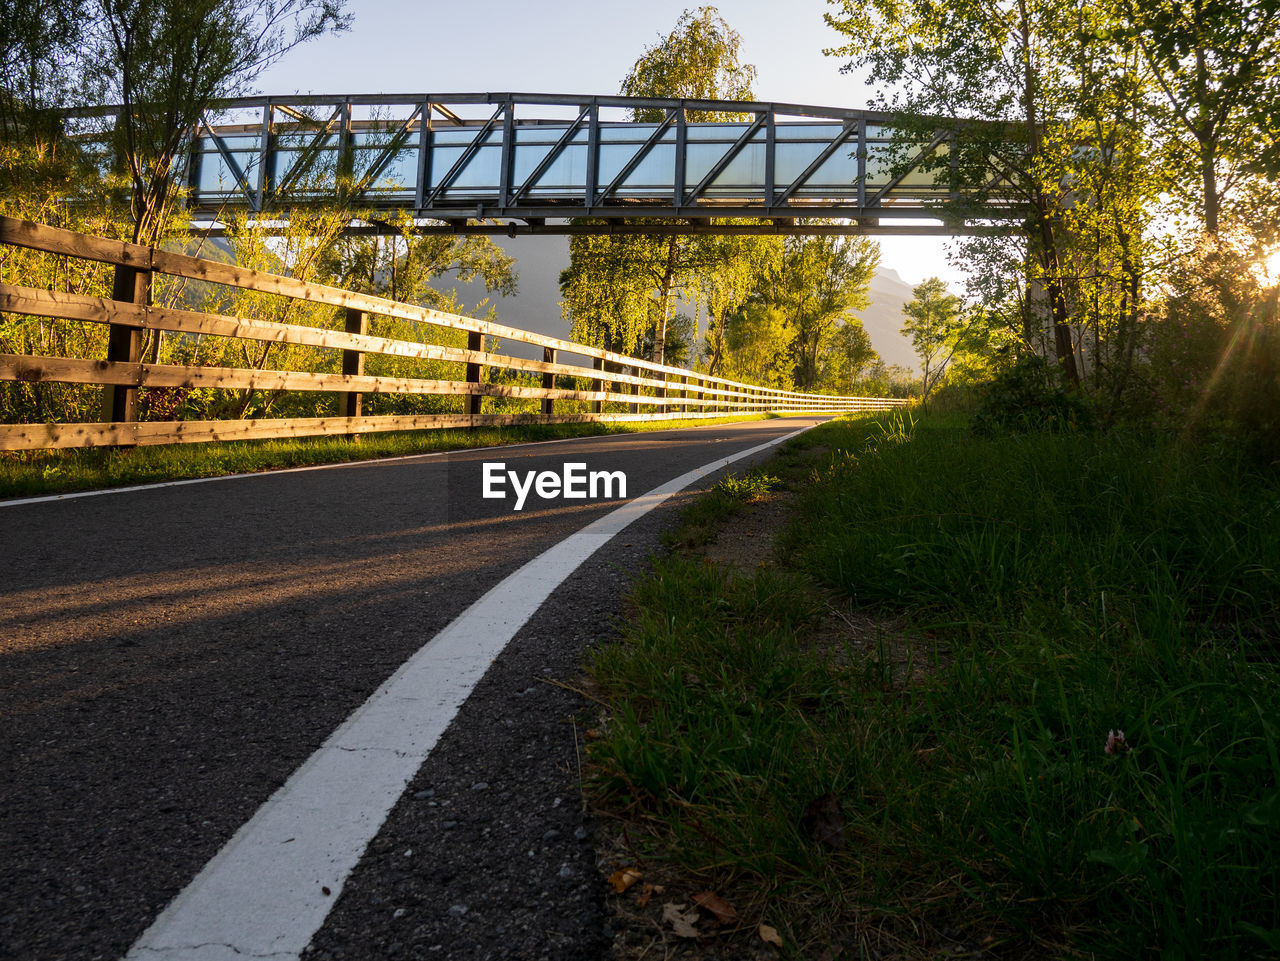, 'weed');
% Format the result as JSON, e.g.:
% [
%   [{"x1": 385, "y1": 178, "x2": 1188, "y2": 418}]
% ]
[{"x1": 663, "y1": 468, "x2": 783, "y2": 549}]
